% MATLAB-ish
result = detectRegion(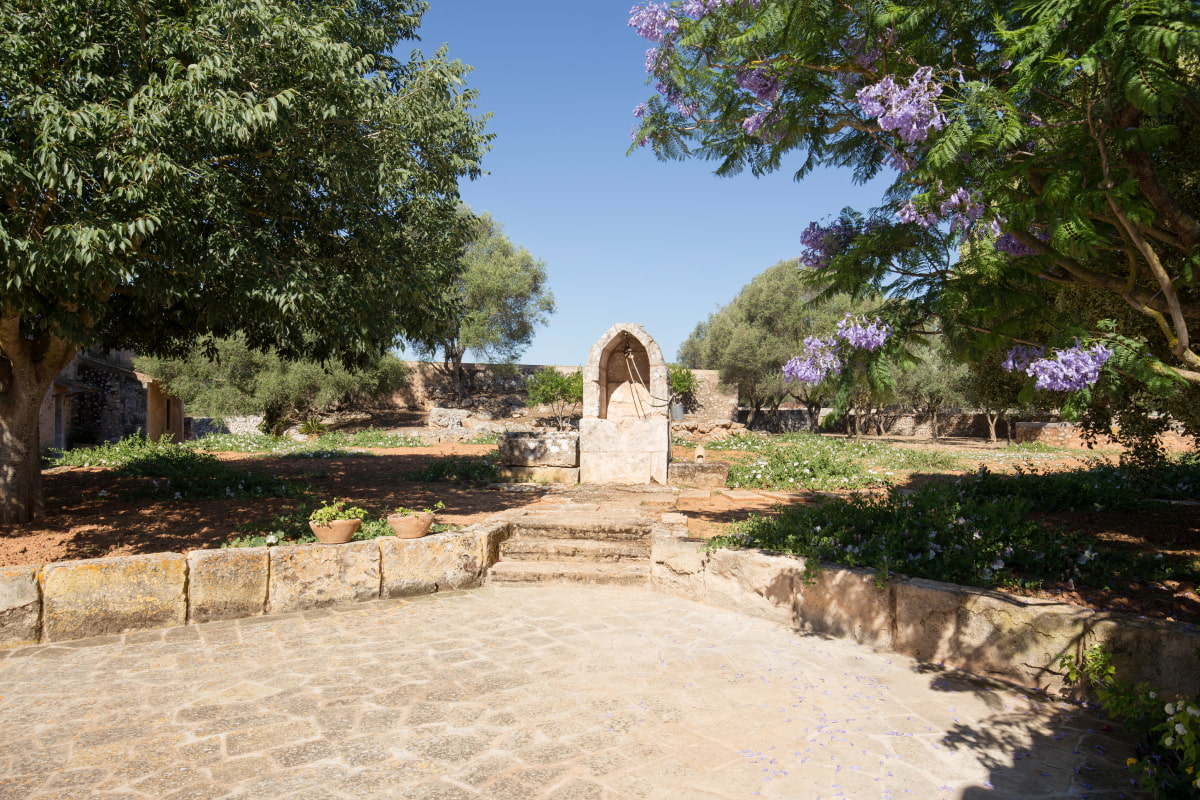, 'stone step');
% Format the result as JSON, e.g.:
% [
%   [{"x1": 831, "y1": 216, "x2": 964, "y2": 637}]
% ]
[
  {"x1": 500, "y1": 537, "x2": 649, "y2": 563},
  {"x1": 508, "y1": 516, "x2": 654, "y2": 541},
  {"x1": 486, "y1": 561, "x2": 649, "y2": 586}
]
